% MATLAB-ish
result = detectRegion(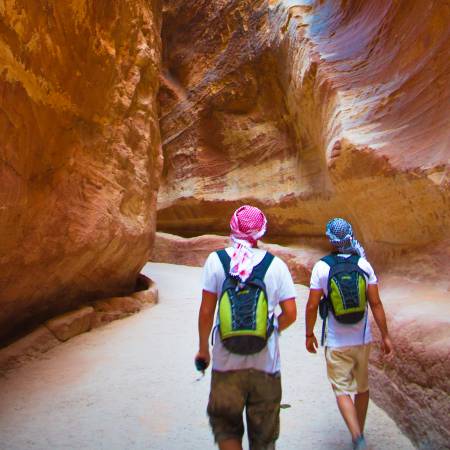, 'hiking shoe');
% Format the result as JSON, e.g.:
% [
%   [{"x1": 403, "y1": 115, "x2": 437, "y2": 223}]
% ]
[{"x1": 353, "y1": 435, "x2": 368, "y2": 450}]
